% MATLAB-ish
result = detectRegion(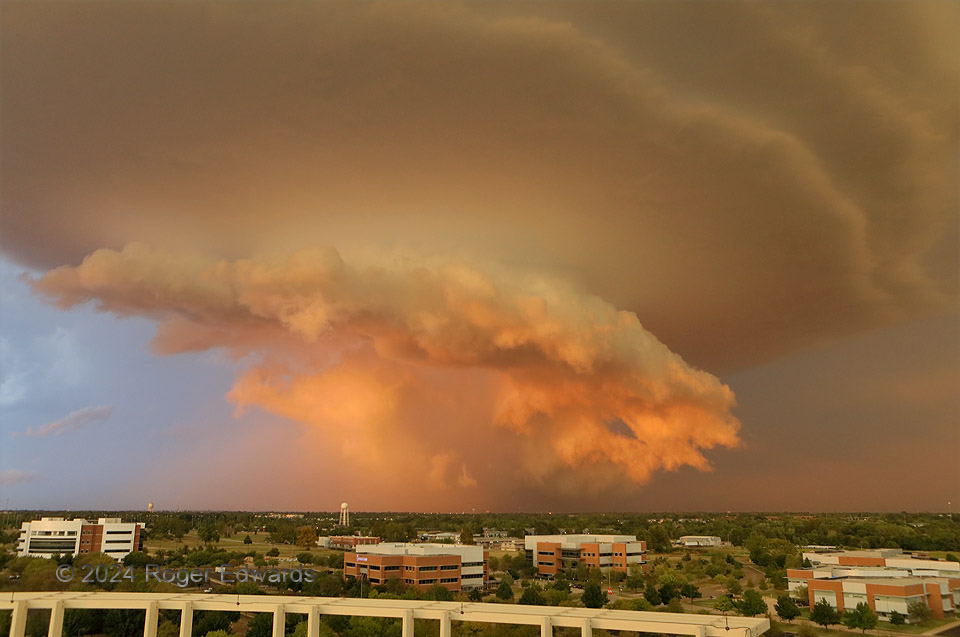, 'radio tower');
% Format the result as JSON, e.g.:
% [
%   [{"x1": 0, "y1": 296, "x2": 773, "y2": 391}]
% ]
[{"x1": 339, "y1": 502, "x2": 349, "y2": 526}]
